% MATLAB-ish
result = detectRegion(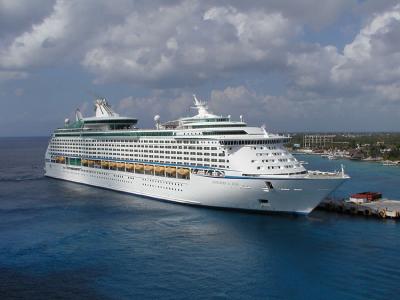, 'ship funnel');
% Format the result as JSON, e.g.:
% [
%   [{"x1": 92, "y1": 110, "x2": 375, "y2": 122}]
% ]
[
  {"x1": 94, "y1": 98, "x2": 119, "y2": 118},
  {"x1": 191, "y1": 94, "x2": 210, "y2": 117}
]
